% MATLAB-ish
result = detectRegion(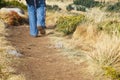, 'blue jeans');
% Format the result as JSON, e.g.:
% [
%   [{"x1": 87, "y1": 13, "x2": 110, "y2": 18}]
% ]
[{"x1": 26, "y1": 0, "x2": 46, "y2": 36}]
